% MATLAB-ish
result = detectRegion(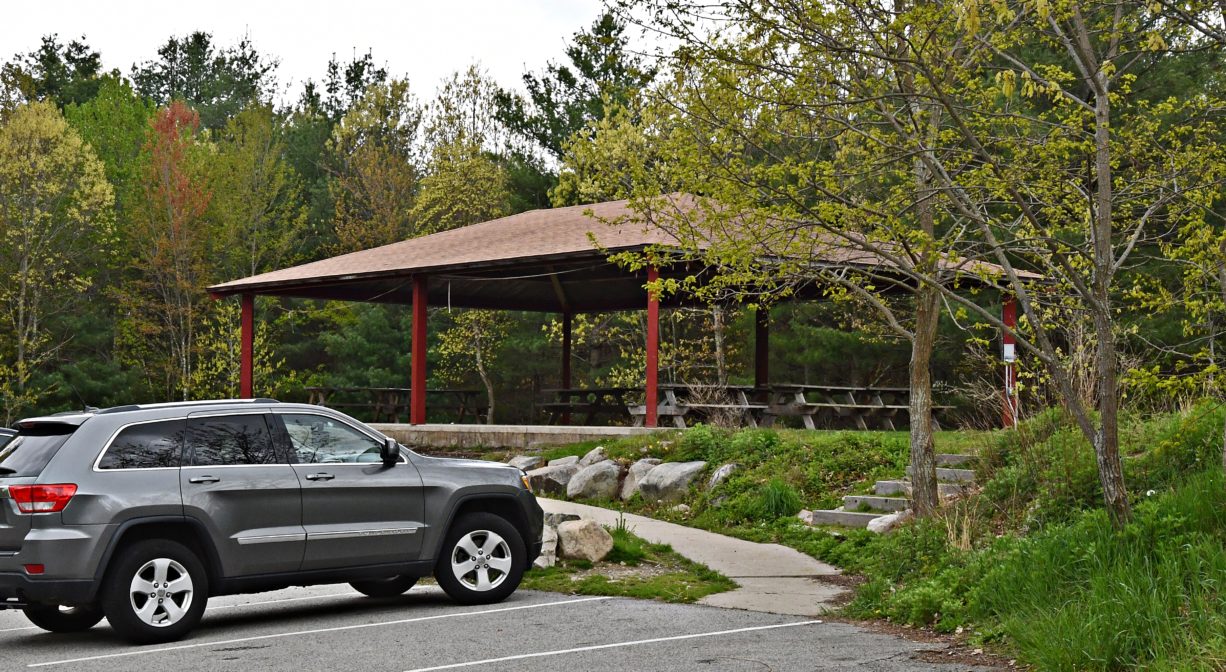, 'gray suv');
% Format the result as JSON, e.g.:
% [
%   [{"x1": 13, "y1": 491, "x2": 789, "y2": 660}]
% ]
[{"x1": 0, "y1": 400, "x2": 542, "y2": 644}]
